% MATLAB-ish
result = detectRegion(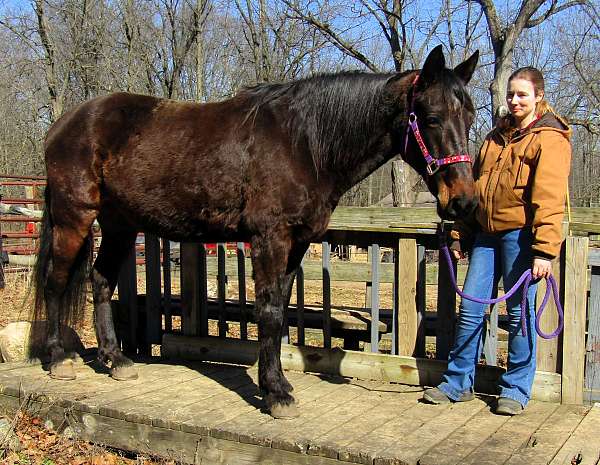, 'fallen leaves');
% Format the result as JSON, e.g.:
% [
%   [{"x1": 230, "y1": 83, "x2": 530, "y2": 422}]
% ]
[{"x1": 1, "y1": 411, "x2": 173, "y2": 465}]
